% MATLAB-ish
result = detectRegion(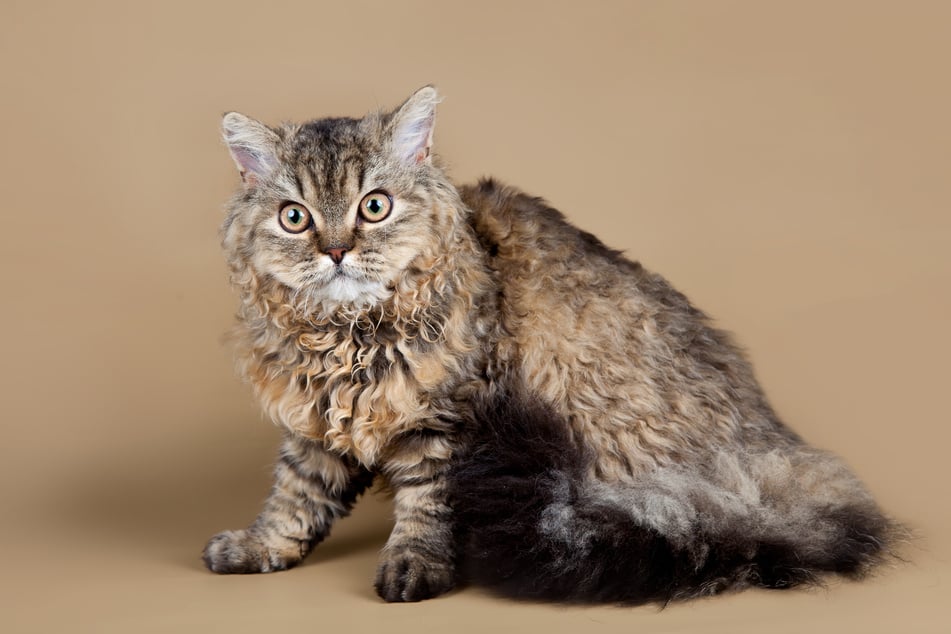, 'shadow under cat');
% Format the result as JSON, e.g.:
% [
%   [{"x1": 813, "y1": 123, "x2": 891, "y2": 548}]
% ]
[{"x1": 54, "y1": 423, "x2": 394, "y2": 572}]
